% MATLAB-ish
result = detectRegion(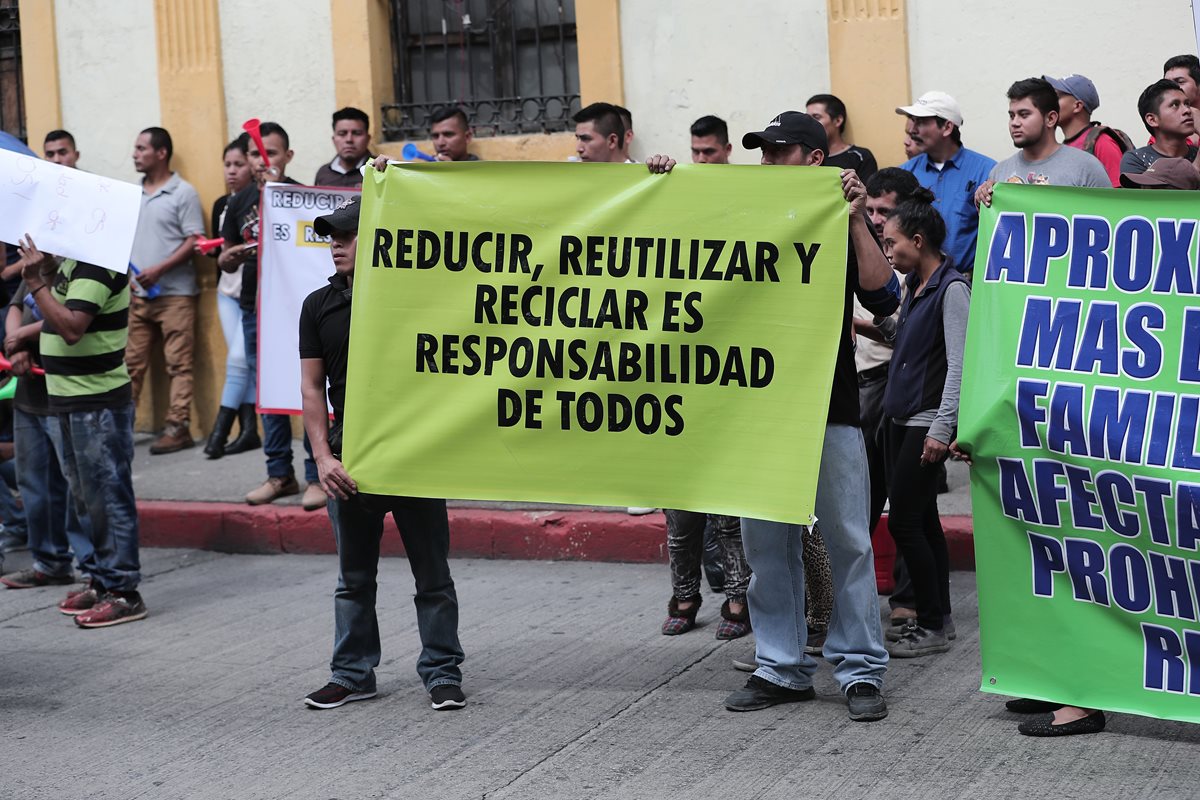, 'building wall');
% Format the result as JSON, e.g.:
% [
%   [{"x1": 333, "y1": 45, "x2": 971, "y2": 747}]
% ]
[
  {"x1": 219, "y1": 0, "x2": 337, "y2": 185},
  {"x1": 41, "y1": 1, "x2": 1200, "y2": 180},
  {"x1": 616, "y1": 0, "x2": 1197, "y2": 171},
  {"x1": 618, "y1": 0, "x2": 831, "y2": 165},
  {"x1": 909, "y1": 1, "x2": 1196, "y2": 165},
  {"x1": 54, "y1": 0, "x2": 162, "y2": 180}
]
